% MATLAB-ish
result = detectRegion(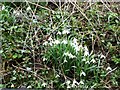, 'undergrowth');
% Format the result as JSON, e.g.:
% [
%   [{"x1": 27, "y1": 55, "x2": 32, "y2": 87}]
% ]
[{"x1": 0, "y1": 1, "x2": 120, "y2": 89}]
